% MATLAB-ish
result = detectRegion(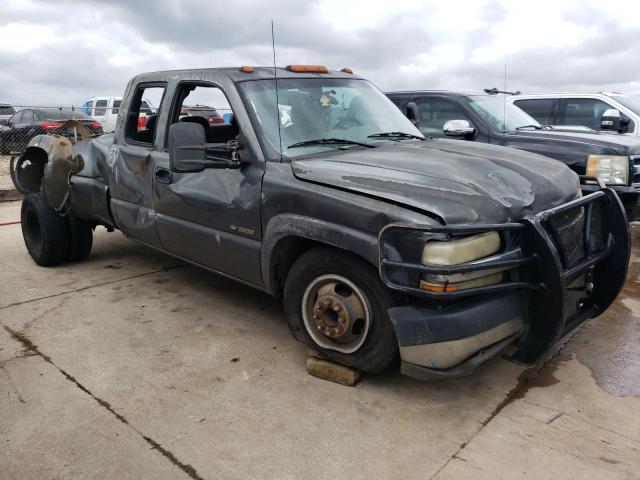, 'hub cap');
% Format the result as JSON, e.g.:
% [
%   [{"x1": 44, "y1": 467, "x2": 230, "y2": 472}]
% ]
[{"x1": 302, "y1": 274, "x2": 371, "y2": 354}]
